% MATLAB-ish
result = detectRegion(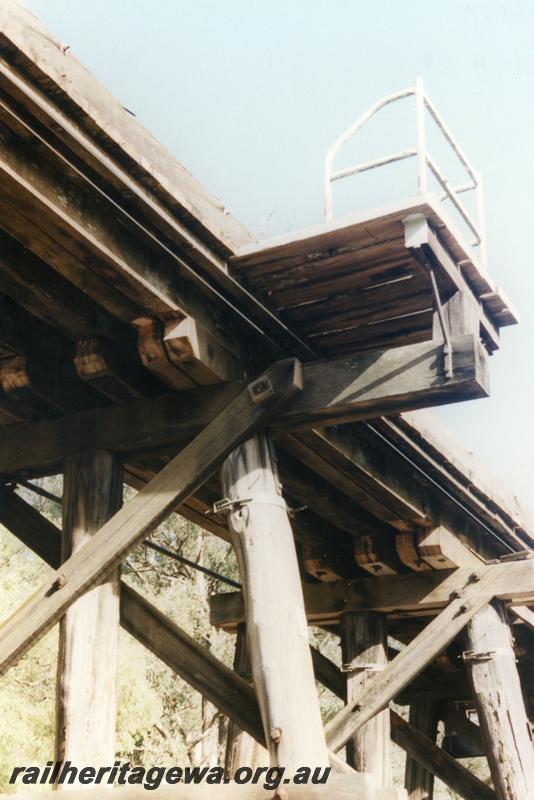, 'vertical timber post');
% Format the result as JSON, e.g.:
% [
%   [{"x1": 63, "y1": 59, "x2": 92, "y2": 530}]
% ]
[
  {"x1": 55, "y1": 450, "x2": 123, "y2": 775},
  {"x1": 221, "y1": 434, "x2": 329, "y2": 772},
  {"x1": 340, "y1": 611, "x2": 391, "y2": 786},
  {"x1": 404, "y1": 699, "x2": 438, "y2": 800},
  {"x1": 464, "y1": 600, "x2": 534, "y2": 800},
  {"x1": 224, "y1": 624, "x2": 268, "y2": 776}
]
